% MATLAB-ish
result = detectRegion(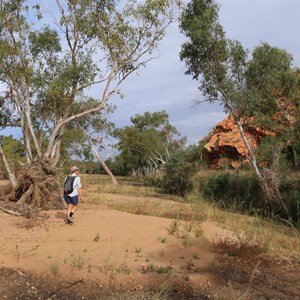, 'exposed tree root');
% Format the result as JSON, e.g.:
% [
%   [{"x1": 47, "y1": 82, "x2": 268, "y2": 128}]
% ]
[
  {"x1": 4, "y1": 159, "x2": 64, "y2": 217},
  {"x1": 0, "y1": 204, "x2": 20, "y2": 216}
]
